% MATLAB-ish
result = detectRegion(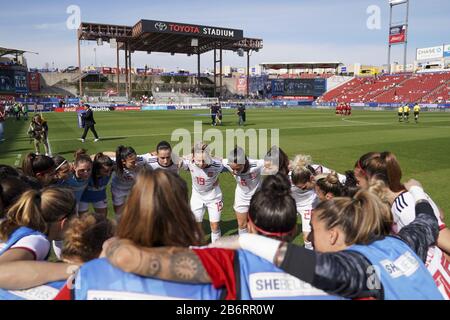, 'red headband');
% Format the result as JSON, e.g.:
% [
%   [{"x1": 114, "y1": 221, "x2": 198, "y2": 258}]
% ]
[{"x1": 248, "y1": 213, "x2": 295, "y2": 238}]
